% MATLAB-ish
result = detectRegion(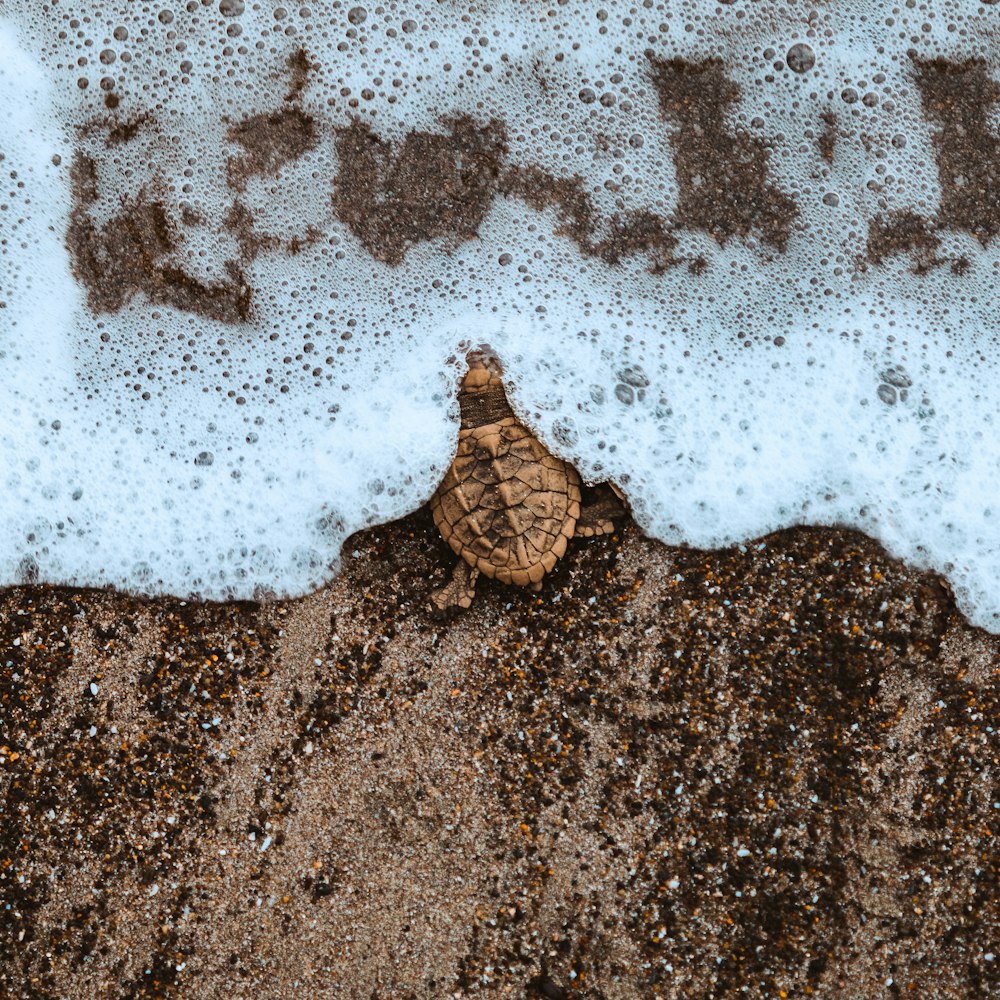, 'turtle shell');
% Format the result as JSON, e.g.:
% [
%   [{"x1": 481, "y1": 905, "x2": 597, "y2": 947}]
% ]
[{"x1": 431, "y1": 415, "x2": 582, "y2": 586}]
